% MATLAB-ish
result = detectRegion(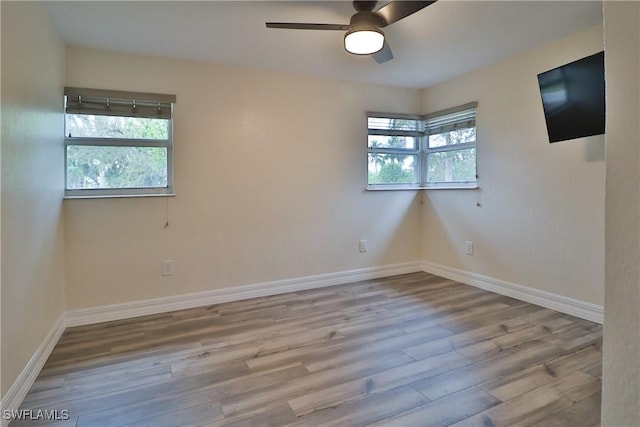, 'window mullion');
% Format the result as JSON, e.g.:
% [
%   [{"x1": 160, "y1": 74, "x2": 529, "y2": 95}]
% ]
[
  {"x1": 368, "y1": 148, "x2": 419, "y2": 155},
  {"x1": 167, "y1": 107, "x2": 174, "y2": 196},
  {"x1": 65, "y1": 137, "x2": 170, "y2": 148},
  {"x1": 420, "y1": 135, "x2": 427, "y2": 186},
  {"x1": 426, "y1": 141, "x2": 476, "y2": 154},
  {"x1": 368, "y1": 129, "x2": 424, "y2": 138}
]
